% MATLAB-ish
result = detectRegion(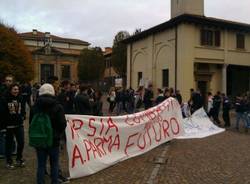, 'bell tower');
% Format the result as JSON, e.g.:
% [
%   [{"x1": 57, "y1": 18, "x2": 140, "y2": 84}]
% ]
[{"x1": 171, "y1": 0, "x2": 204, "y2": 18}]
